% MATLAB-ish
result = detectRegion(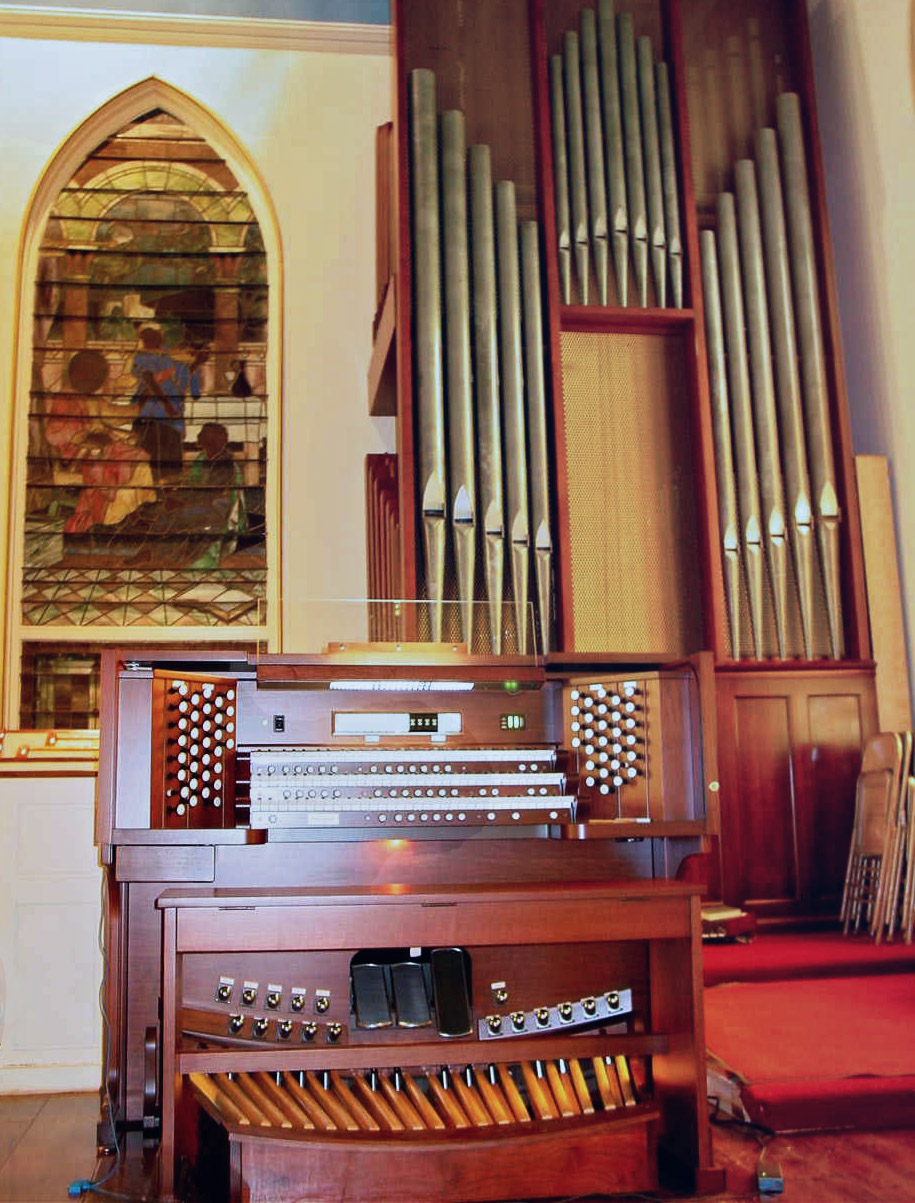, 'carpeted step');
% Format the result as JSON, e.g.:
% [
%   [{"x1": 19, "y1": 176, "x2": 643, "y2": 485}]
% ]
[
  {"x1": 703, "y1": 930, "x2": 915, "y2": 987},
  {"x1": 705, "y1": 973, "x2": 915, "y2": 1133}
]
